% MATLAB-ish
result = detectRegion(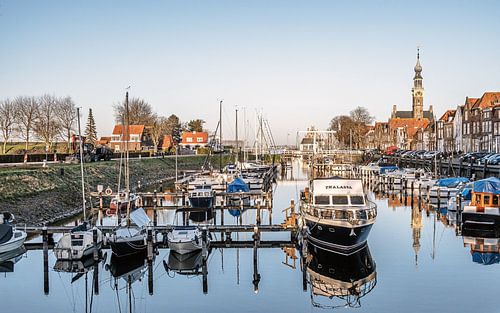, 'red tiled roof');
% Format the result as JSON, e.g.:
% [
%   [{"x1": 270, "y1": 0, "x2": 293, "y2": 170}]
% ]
[
  {"x1": 439, "y1": 109, "x2": 456, "y2": 122},
  {"x1": 161, "y1": 135, "x2": 173, "y2": 148},
  {"x1": 388, "y1": 118, "x2": 430, "y2": 137},
  {"x1": 181, "y1": 131, "x2": 208, "y2": 144},
  {"x1": 111, "y1": 125, "x2": 145, "y2": 141},
  {"x1": 472, "y1": 92, "x2": 500, "y2": 109},
  {"x1": 464, "y1": 97, "x2": 478, "y2": 110}
]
